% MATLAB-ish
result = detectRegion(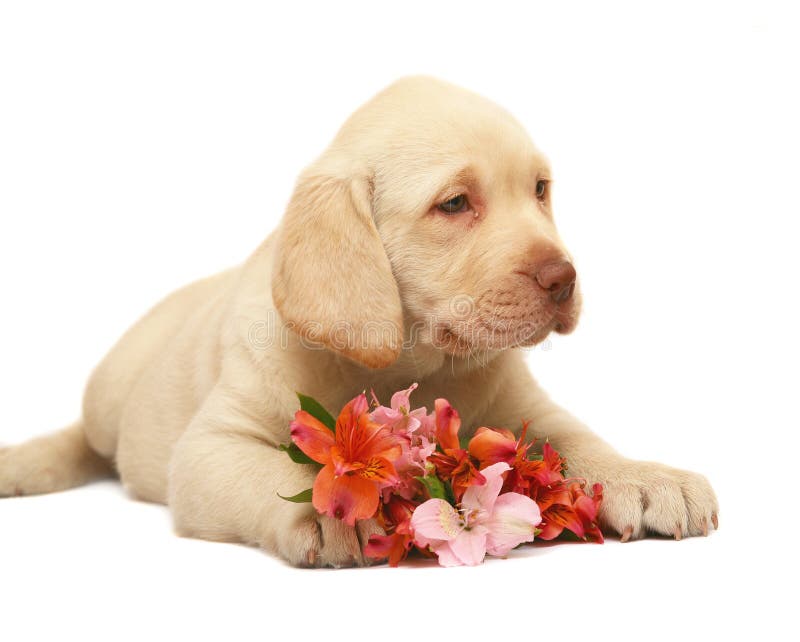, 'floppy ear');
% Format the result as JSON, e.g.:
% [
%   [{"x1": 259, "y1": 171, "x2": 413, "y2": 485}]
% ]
[{"x1": 272, "y1": 171, "x2": 403, "y2": 369}]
